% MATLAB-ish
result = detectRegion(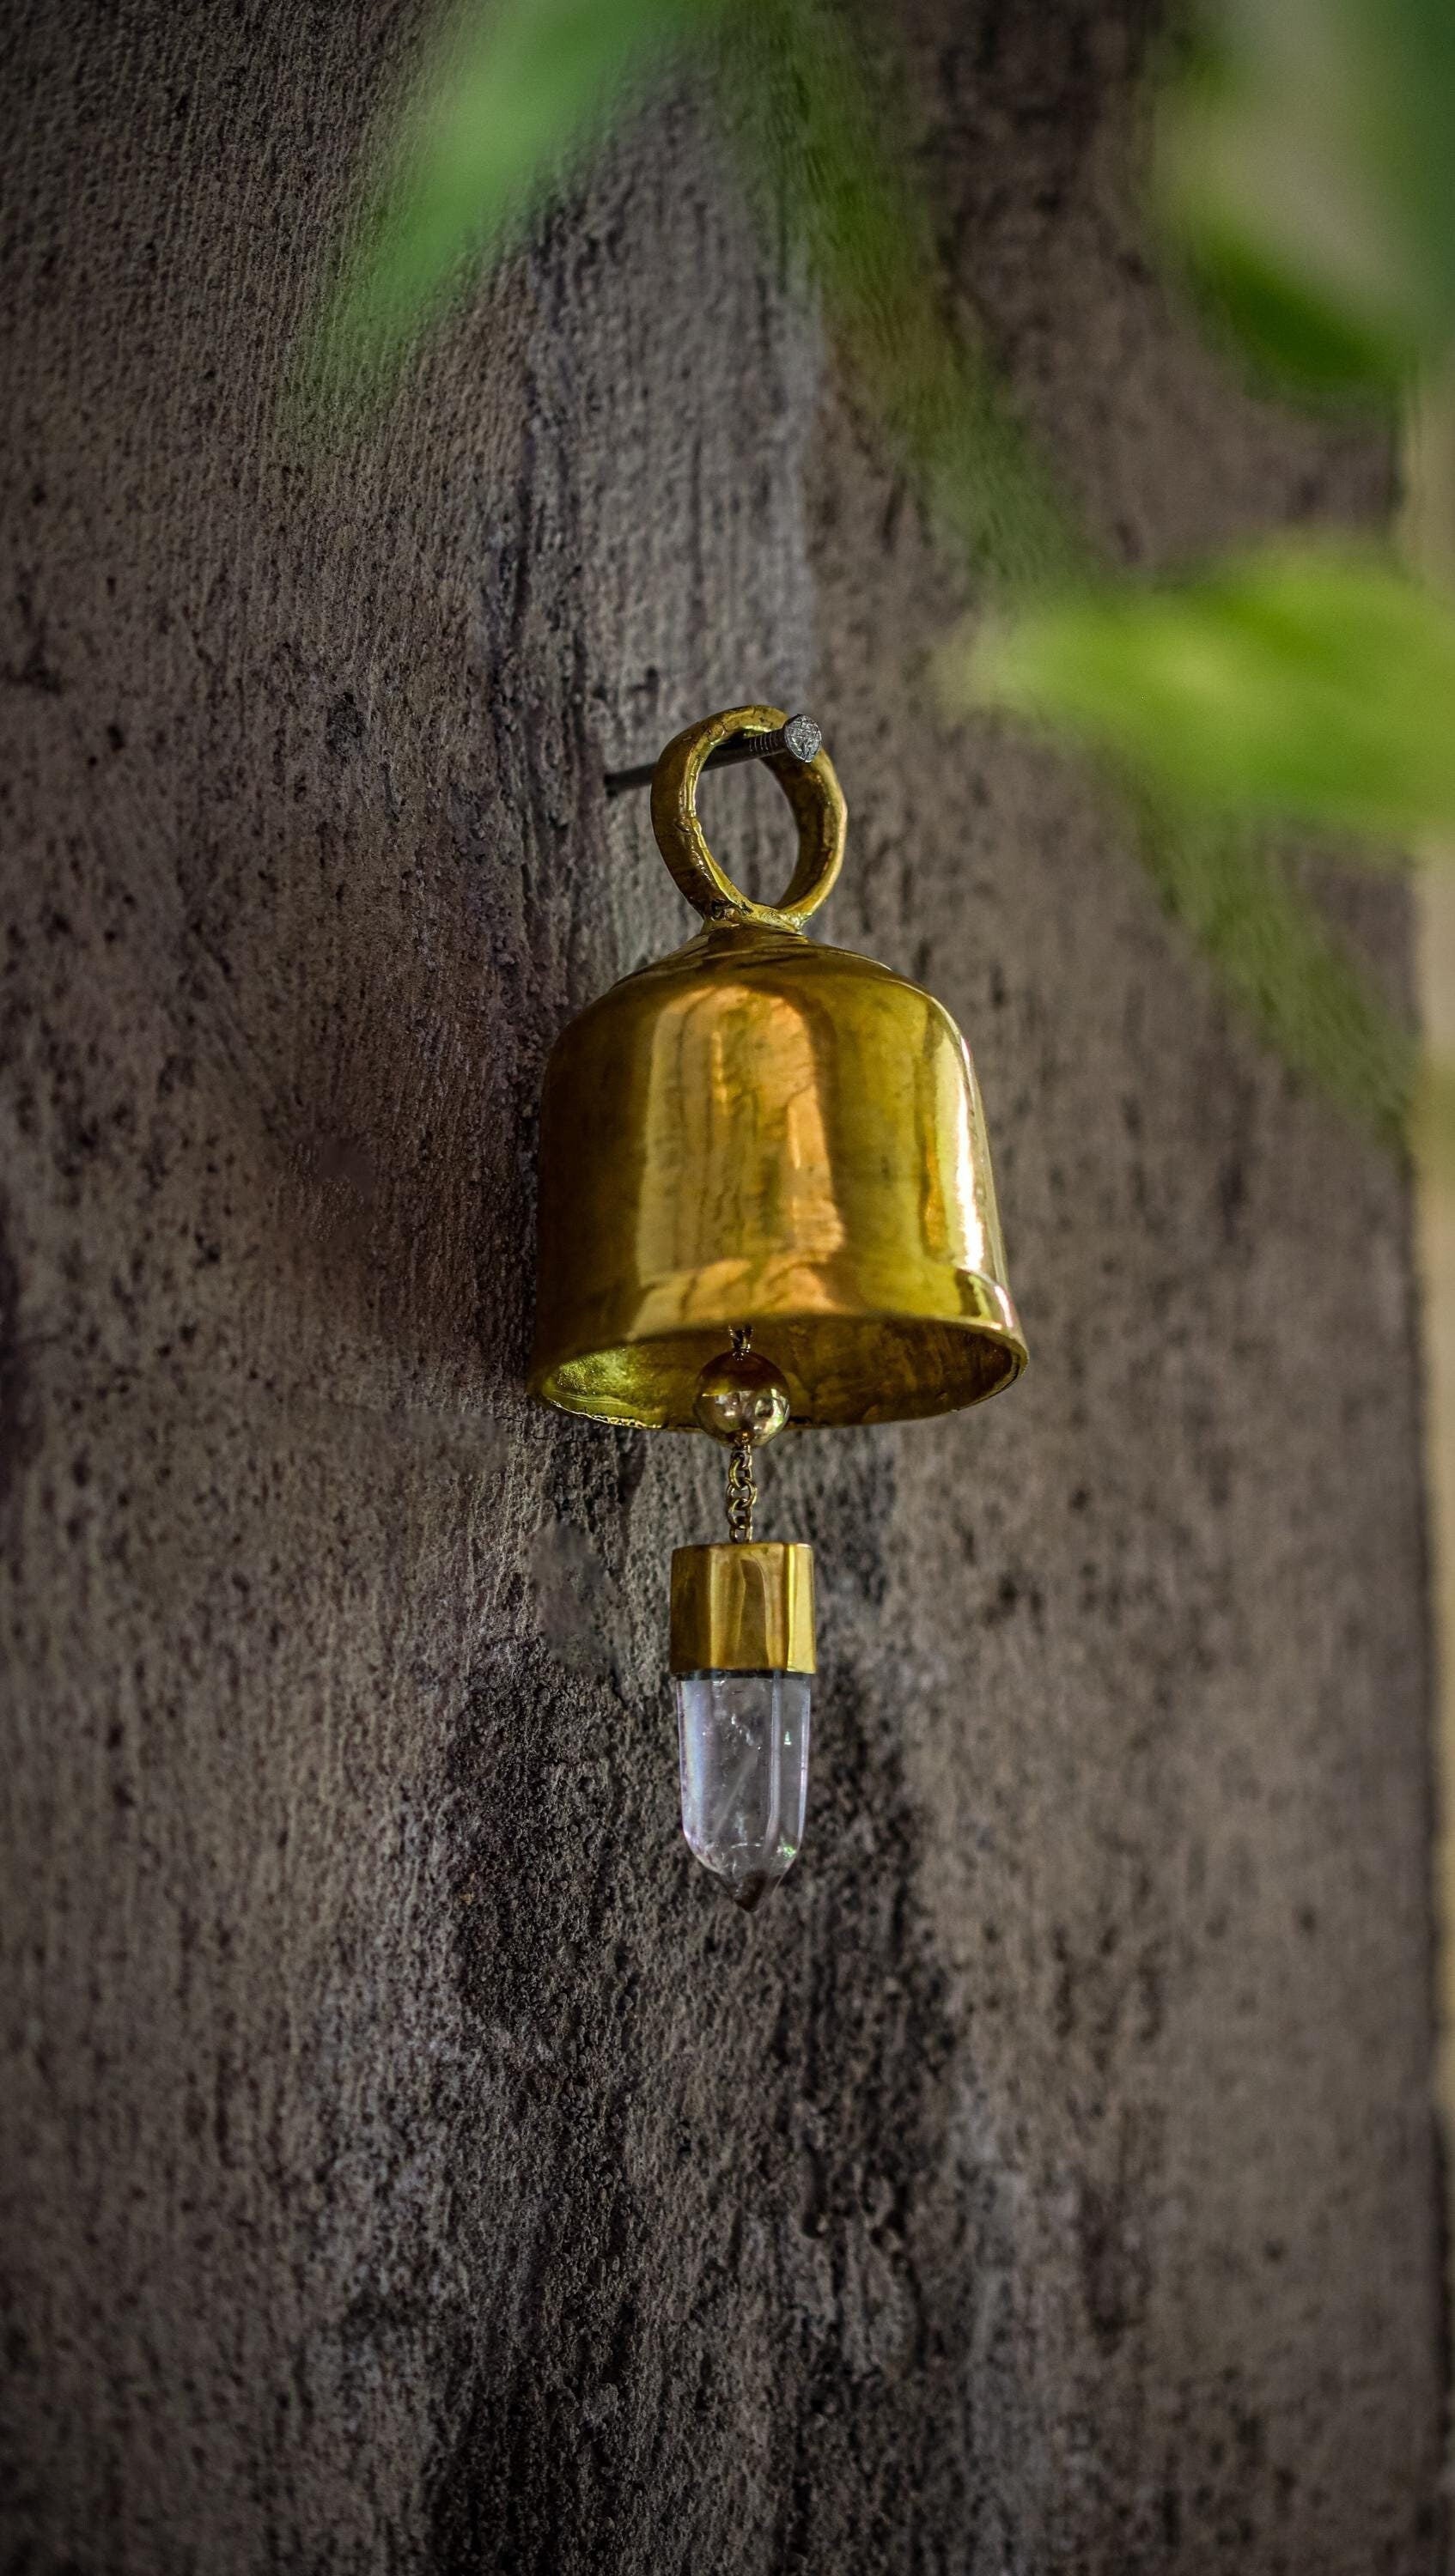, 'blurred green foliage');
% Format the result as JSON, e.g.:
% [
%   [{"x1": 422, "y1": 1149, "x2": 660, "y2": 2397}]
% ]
[
  {"x1": 720, "y1": 0, "x2": 1084, "y2": 595},
  {"x1": 315, "y1": 0, "x2": 714, "y2": 388},
  {"x1": 306, "y1": 0, "x2": 1455, "y2": 1149},
  {"x1": 1141, "y1": 801, "x2": 1416, "y2": 1139},
  {"x1": 1157, "y1": 0, "x2": 1455, "y2": 399},
  {"x1": 965, "y1": 545, "x2": 1455, "y2": 838}
]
